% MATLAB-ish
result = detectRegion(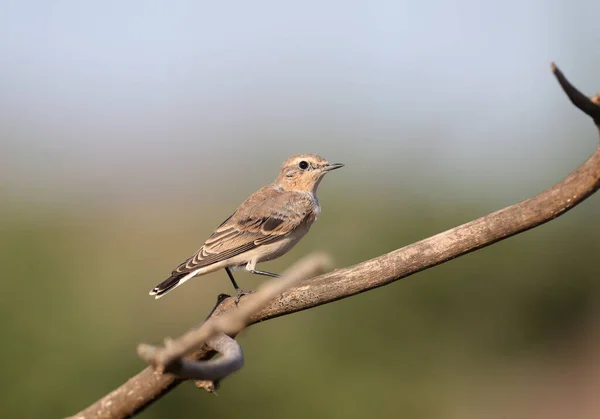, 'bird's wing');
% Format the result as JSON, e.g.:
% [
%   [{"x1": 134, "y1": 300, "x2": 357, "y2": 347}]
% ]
[{"x1": 170, "y1": 187, "x2": 315, "y2": 276}]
